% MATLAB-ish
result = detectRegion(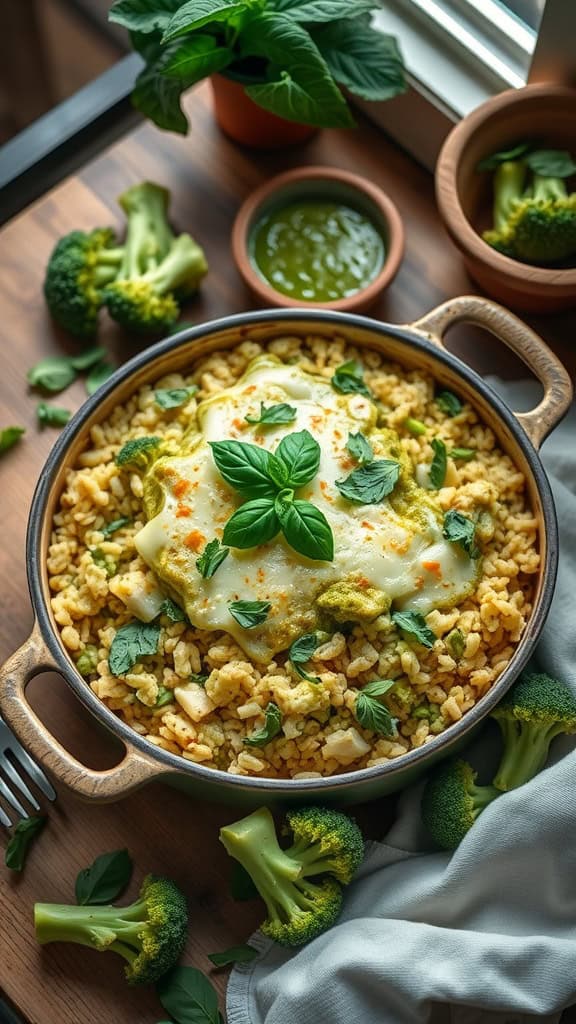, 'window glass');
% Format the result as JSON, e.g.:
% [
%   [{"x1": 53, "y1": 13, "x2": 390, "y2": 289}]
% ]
[{"x1": 496, "y1": 0, "x2": 544, "y2": 30}]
